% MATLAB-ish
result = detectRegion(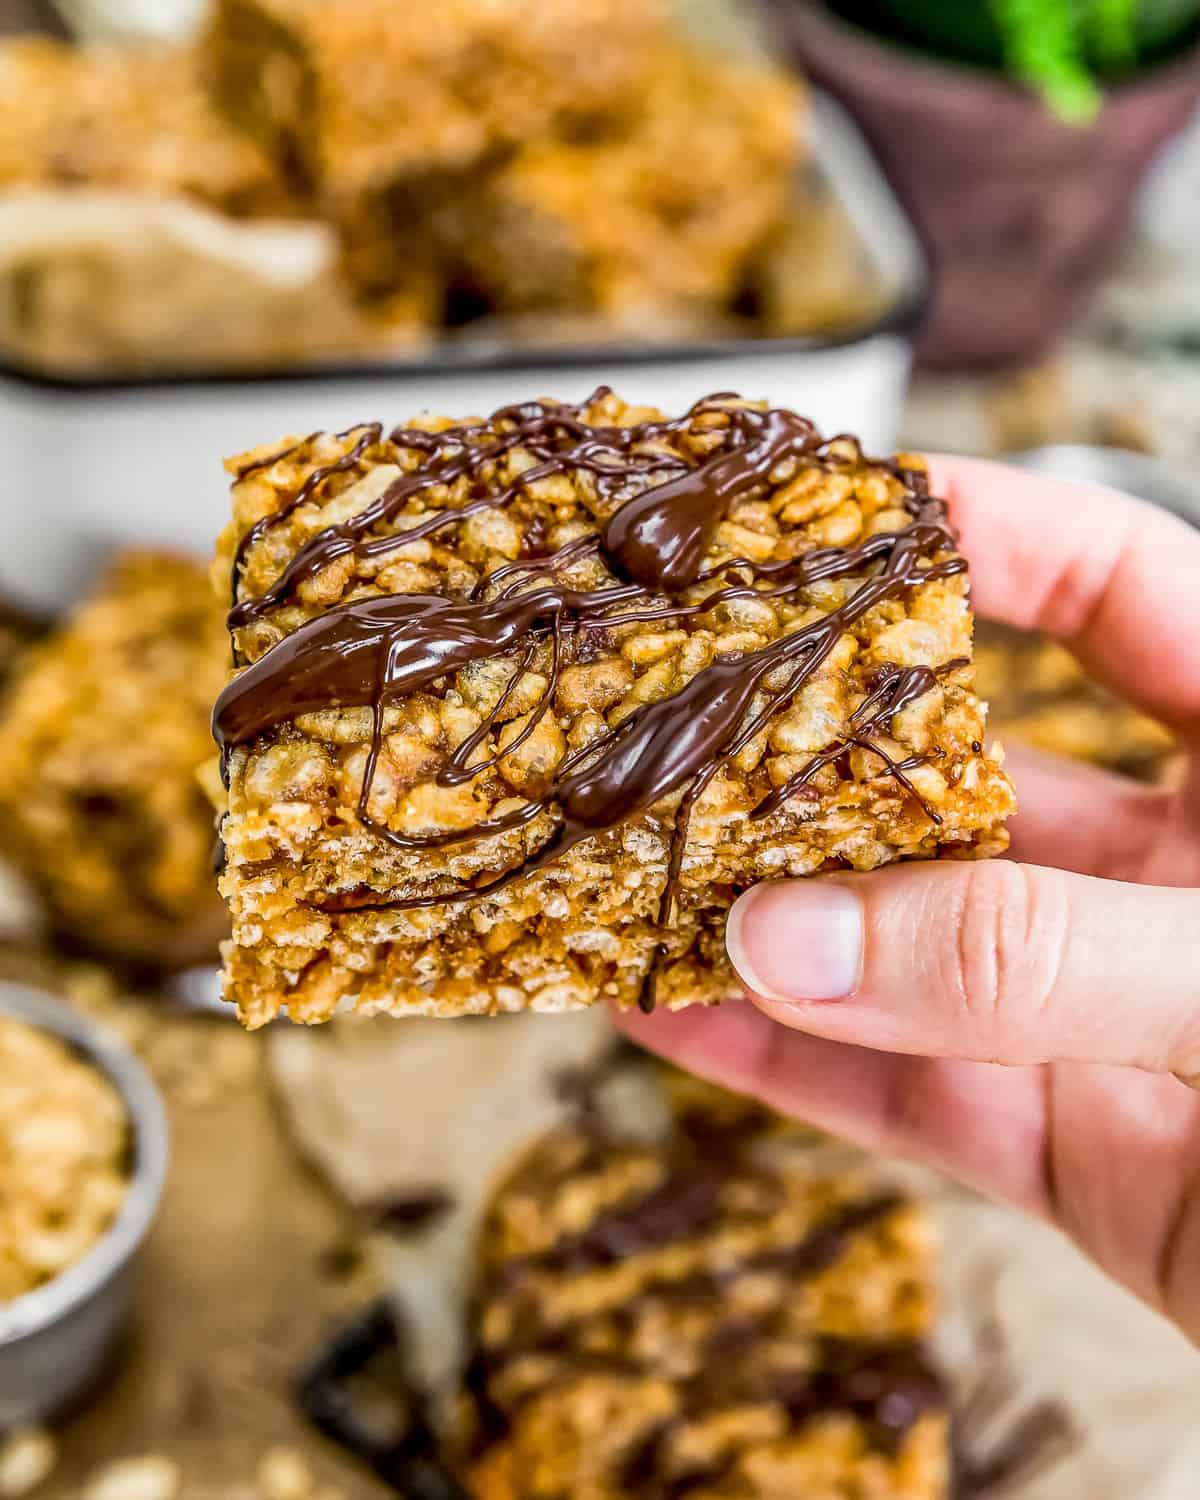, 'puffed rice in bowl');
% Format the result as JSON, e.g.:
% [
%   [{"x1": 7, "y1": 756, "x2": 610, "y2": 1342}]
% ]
[{"x1": 0, "y1": 984, "x2": 167, "y2": 1427}]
